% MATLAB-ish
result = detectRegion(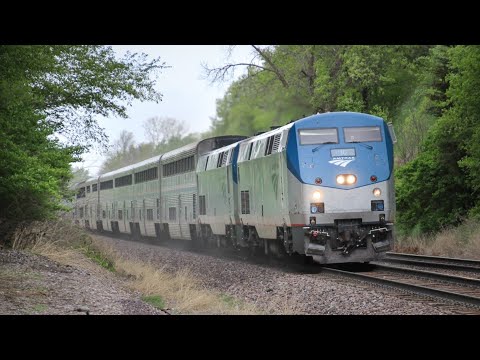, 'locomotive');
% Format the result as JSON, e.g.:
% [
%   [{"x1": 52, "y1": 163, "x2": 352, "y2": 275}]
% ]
[{"x1": 73, "y1": 112, "x2": 396, "y2": 264}]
